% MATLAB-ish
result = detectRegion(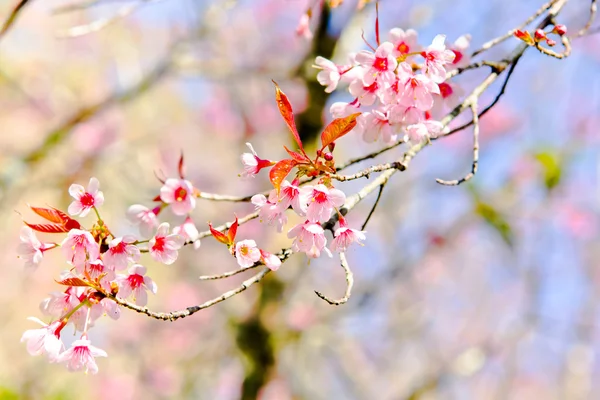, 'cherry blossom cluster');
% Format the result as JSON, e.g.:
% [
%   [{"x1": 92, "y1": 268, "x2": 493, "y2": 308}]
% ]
[{"x1": 314, "y1": 28, "x2": 472, "y2": 144}]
